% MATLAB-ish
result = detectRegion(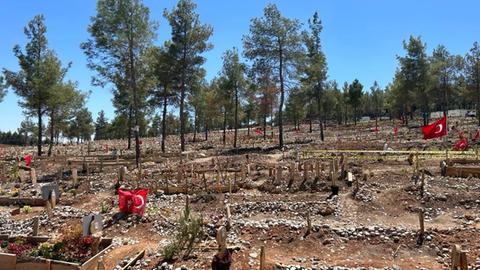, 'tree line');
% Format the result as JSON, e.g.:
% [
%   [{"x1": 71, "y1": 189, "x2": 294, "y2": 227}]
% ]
[{"x1": 1, "y1": 0, "x2": 479, "y2": 157}]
